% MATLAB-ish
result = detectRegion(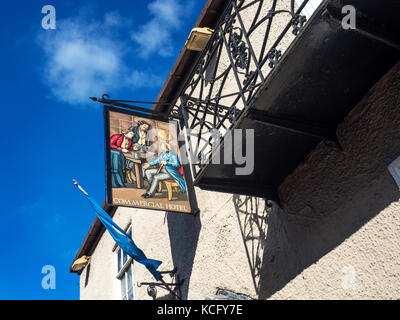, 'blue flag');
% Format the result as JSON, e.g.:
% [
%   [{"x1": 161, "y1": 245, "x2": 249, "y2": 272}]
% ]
[{"x1": 82, "y1": 193, "x2": 162, "y2": 281}]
